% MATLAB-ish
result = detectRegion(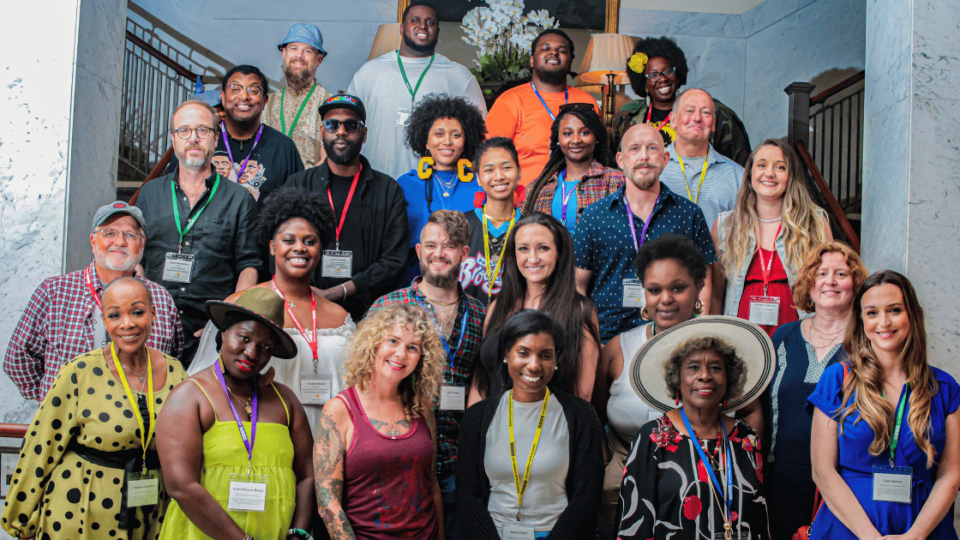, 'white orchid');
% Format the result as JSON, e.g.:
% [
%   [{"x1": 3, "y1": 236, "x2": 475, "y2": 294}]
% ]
[{"x1": 461, "y1": 0, "x2": 558, "y2": 79}]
